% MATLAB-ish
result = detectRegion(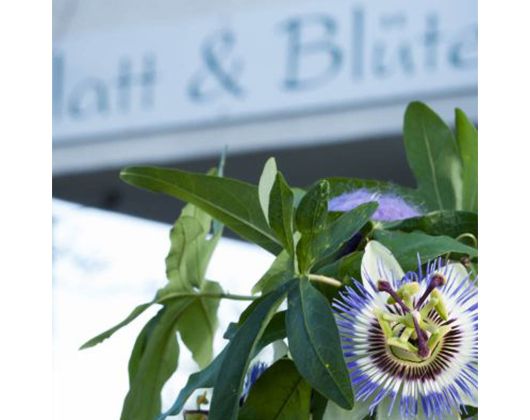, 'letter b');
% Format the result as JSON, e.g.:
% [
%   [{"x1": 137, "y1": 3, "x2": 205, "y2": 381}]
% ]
[{"x1": 280, "y1": 14, "x2": 342, "y2": 91}]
